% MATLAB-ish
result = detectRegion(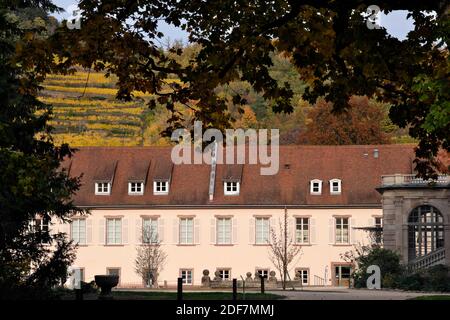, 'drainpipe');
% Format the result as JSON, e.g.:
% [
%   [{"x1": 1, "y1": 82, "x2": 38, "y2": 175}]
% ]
[{"x1": 208, "y1": 141, "x2": 218, "y2": 201}]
